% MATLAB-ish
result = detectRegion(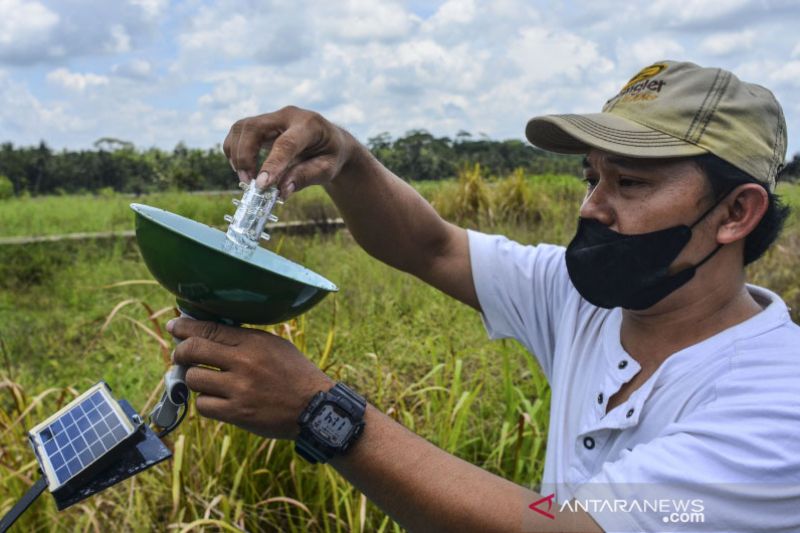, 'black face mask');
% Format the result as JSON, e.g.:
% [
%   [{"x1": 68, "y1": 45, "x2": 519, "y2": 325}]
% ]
[{"x1": 565, "y1": 196, "x2": 727, "y2": 310}]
